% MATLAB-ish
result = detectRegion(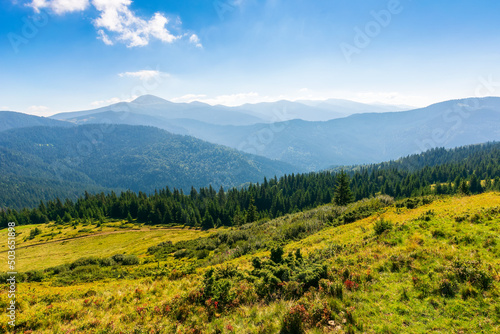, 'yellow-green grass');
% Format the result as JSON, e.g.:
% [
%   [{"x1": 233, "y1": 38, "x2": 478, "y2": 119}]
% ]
[
  {"x1": 1, "y1": 193, "x2": 499, "y2": 333},
  {"x1": 0, "y1": 223, "x2": 212, "y2": 272},
  {"x1": 1, "y1": 220, "x2": 176, "y2": 249}
]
